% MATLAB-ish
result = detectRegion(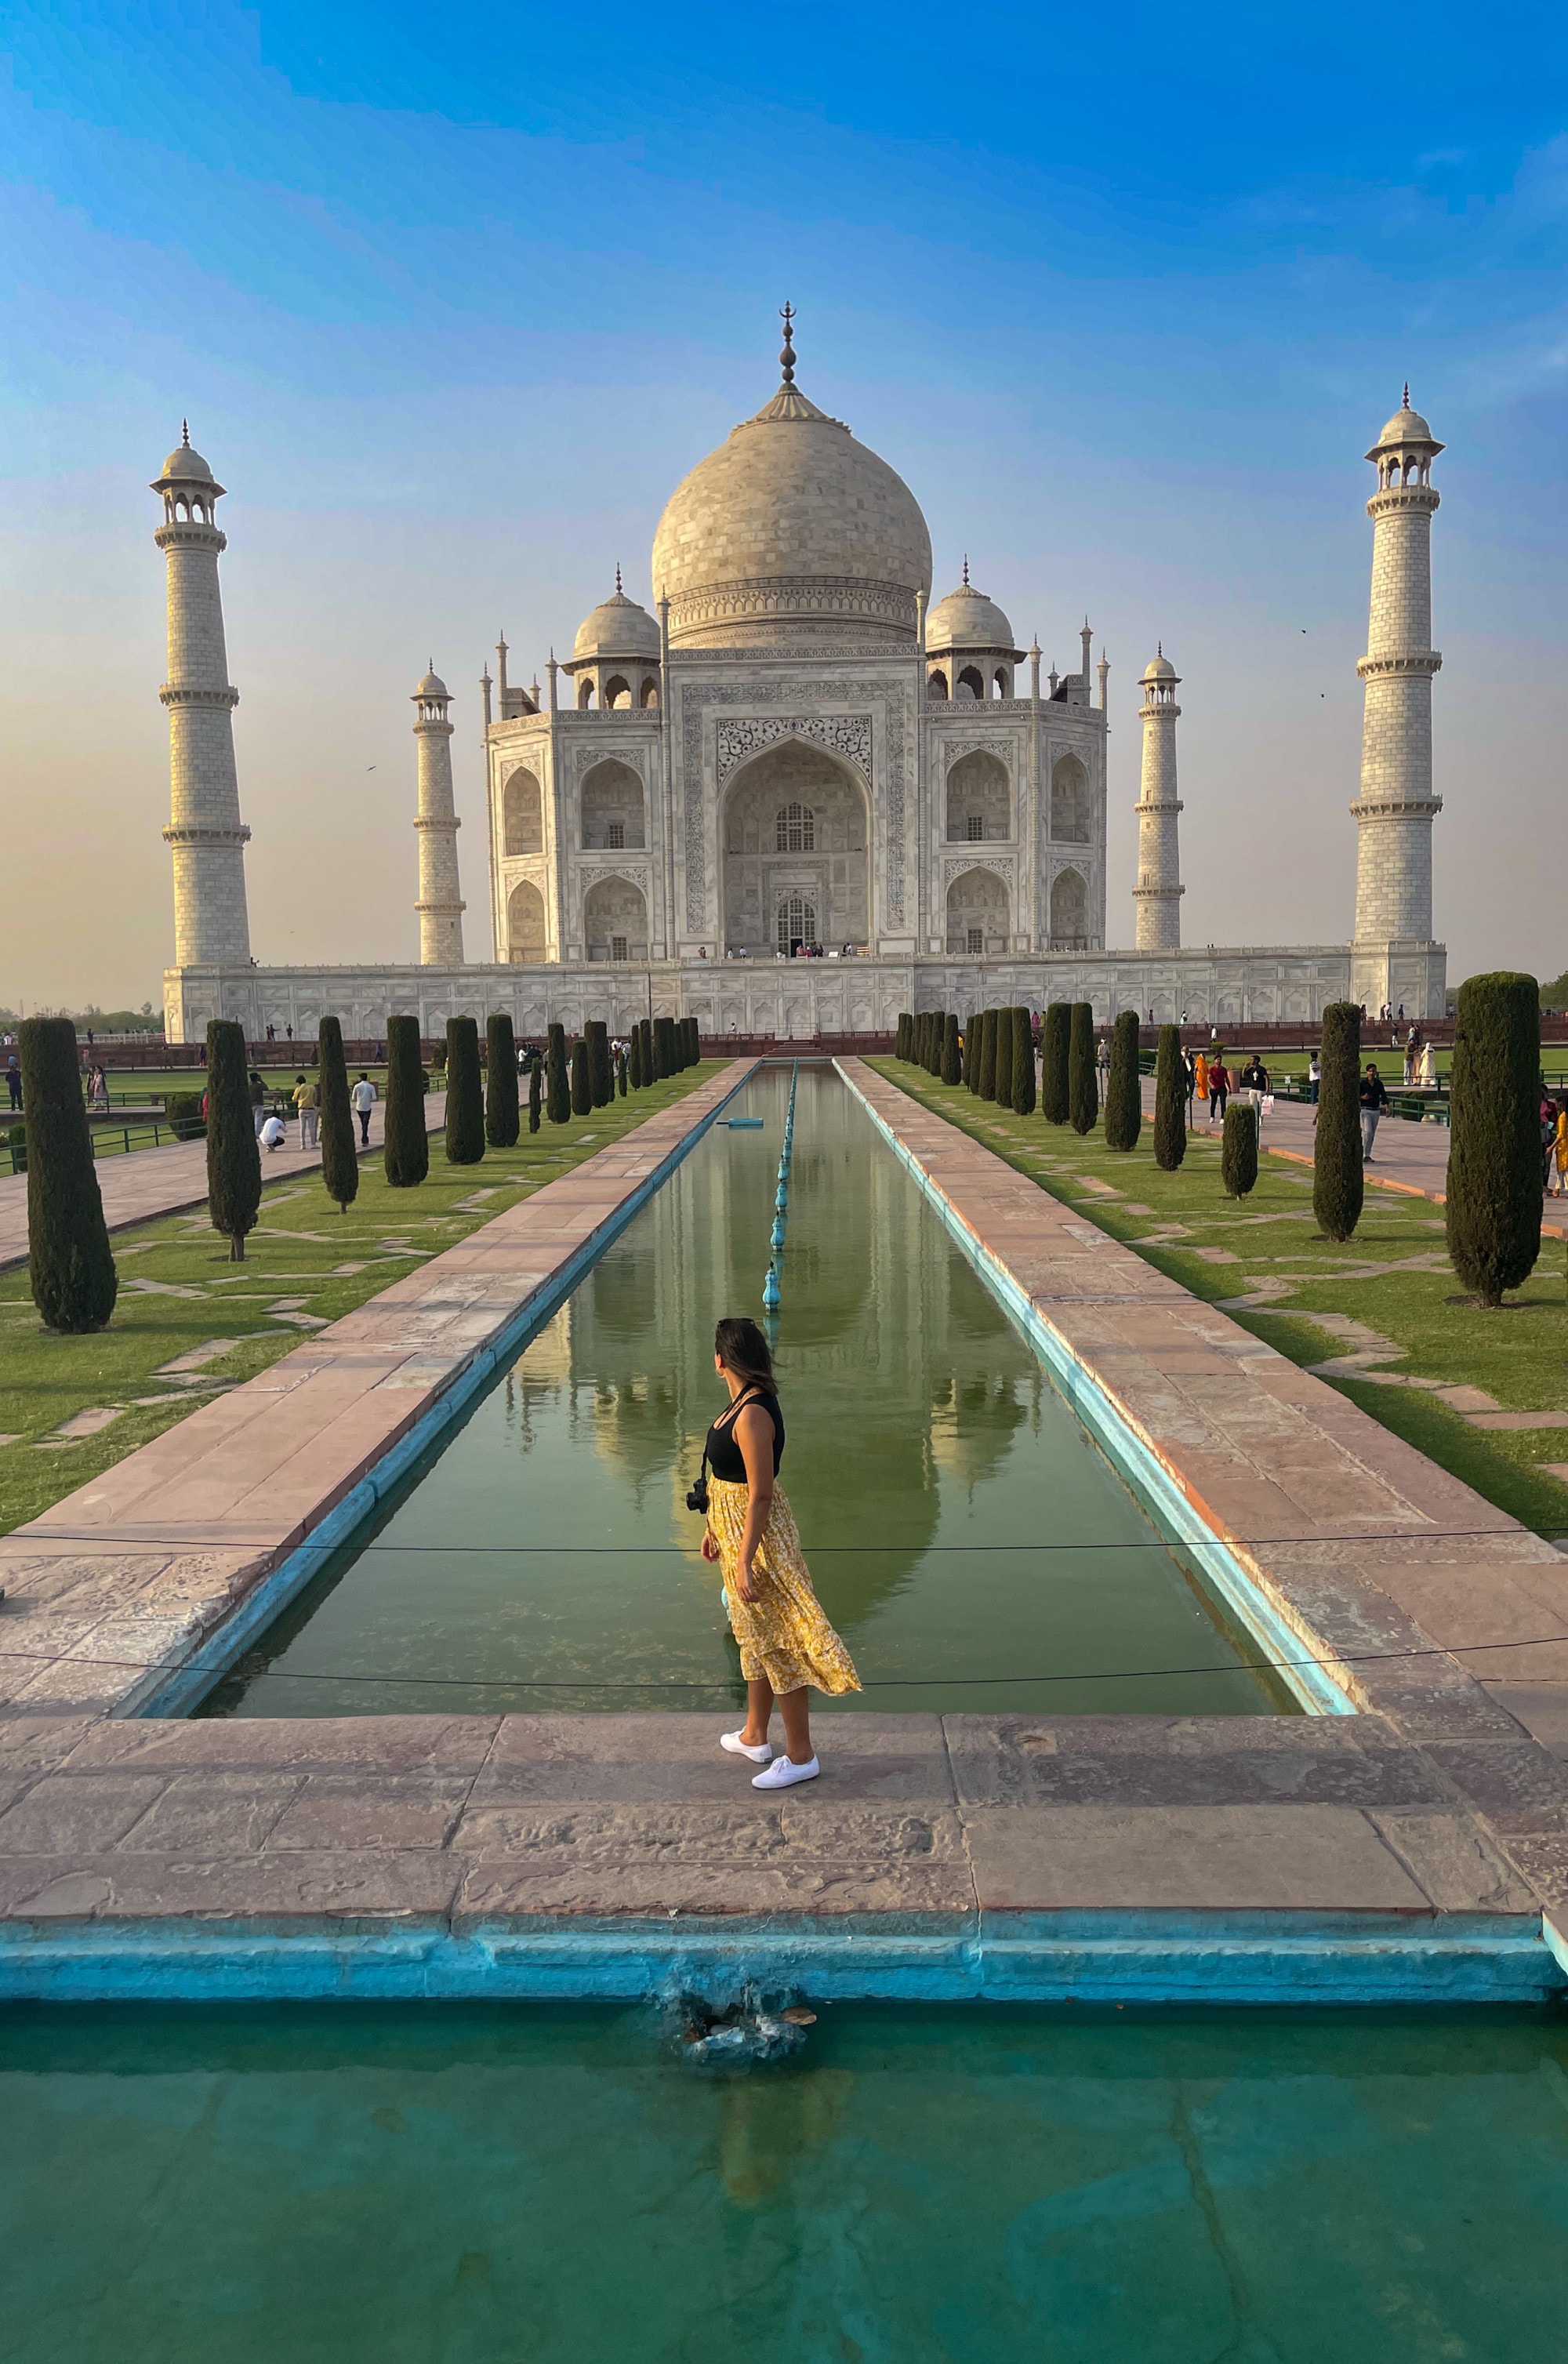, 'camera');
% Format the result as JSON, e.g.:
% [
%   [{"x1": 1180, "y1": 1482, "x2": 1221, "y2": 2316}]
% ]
[{"x1": 685, "y1": 1475, "x2": 710, "y2": 1514}]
